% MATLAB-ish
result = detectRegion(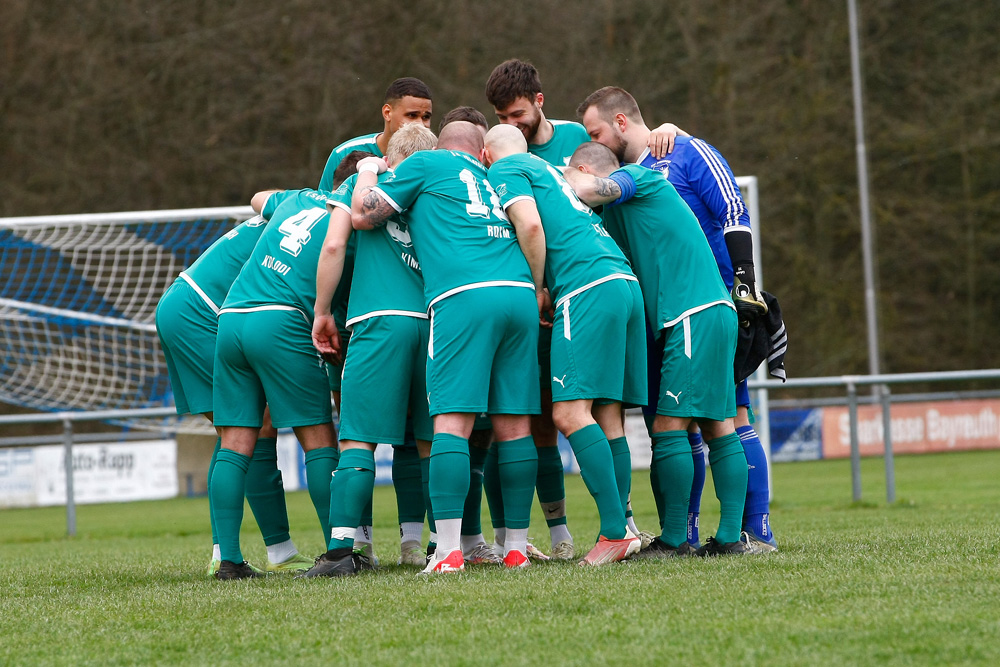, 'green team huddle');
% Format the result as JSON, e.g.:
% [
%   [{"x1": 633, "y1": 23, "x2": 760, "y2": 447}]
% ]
[{"x1": 156, "y1": 58, "x2": 775, "y2": 581}]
